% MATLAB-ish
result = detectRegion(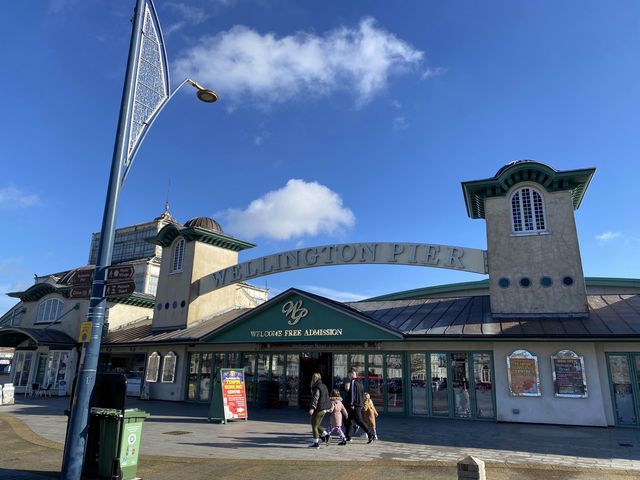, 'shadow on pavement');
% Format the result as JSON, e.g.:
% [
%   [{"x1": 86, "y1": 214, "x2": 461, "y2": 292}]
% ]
[
  {"x1": 0, "y1": 468, "x2": 59, "y2": 479},
  {"x1": 7, "y1": 396, "x2": 640, "y2": 463}
]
